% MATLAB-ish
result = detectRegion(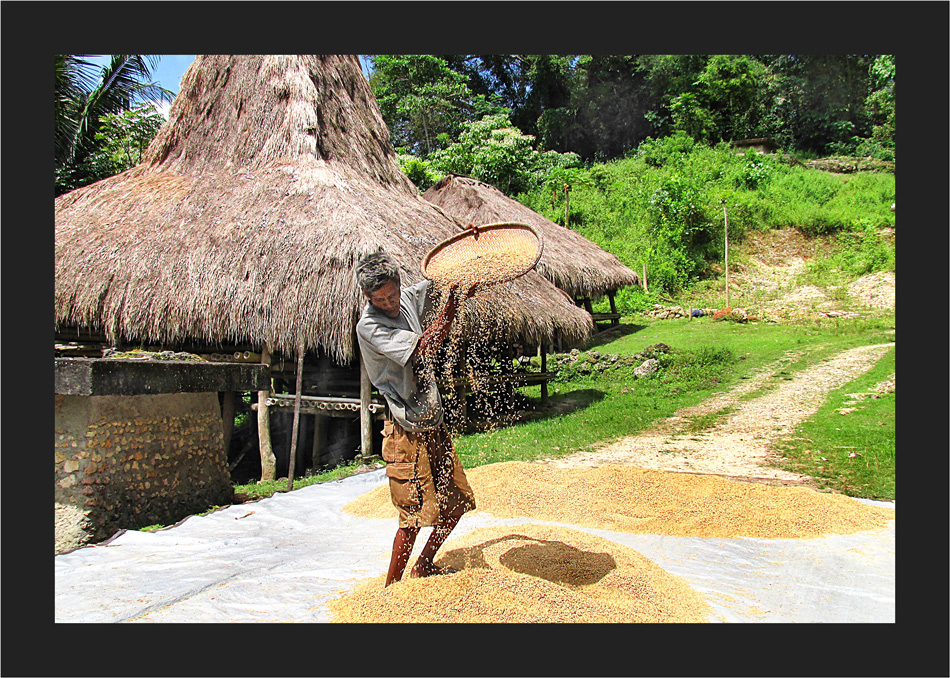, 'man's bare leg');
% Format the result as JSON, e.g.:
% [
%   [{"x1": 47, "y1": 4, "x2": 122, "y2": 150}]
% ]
[
  {"x1": 385, "y1": 526, "x2": 419, "y2": 587},
  {"x1": 410, "y1": 512, "x2": 462, "y2": 578}
]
